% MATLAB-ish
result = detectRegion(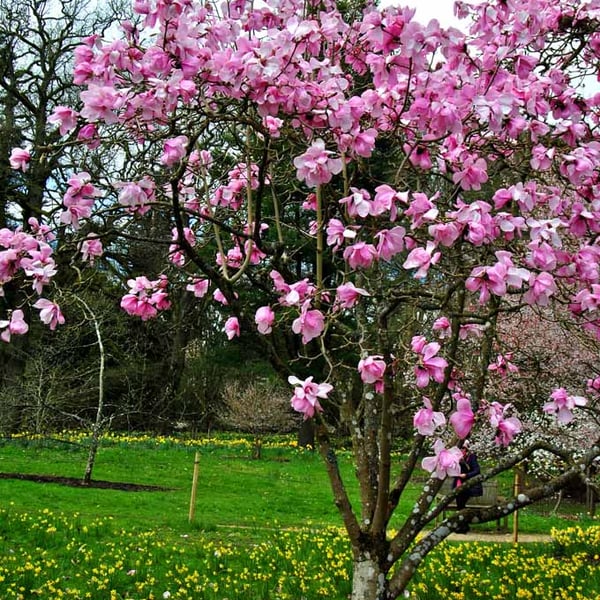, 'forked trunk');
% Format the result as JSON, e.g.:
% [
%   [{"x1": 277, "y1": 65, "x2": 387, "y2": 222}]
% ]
[{"x1": 352, "y1": 555, "x2": 389, "y2": 600}]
